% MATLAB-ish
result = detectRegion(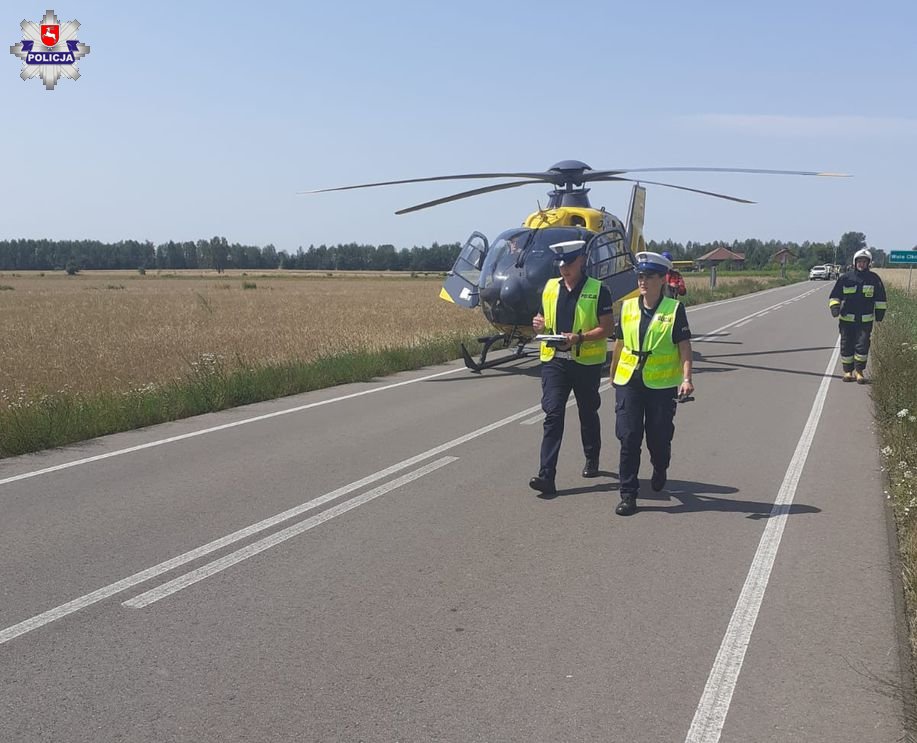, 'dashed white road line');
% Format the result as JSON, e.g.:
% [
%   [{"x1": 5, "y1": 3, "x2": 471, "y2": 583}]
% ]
[
  {"x1": 693, "y1": 286, "x2": 821, "y2": 342},
  {"x1": 124, "y1": 456, "x2": 458, "y2": 608},
  {"x1": 0, "y1": 401, "x2": 542, "y2": 646},
  {"x1": 684, "y1": 338, "x2": 841, "y2": 743}
]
